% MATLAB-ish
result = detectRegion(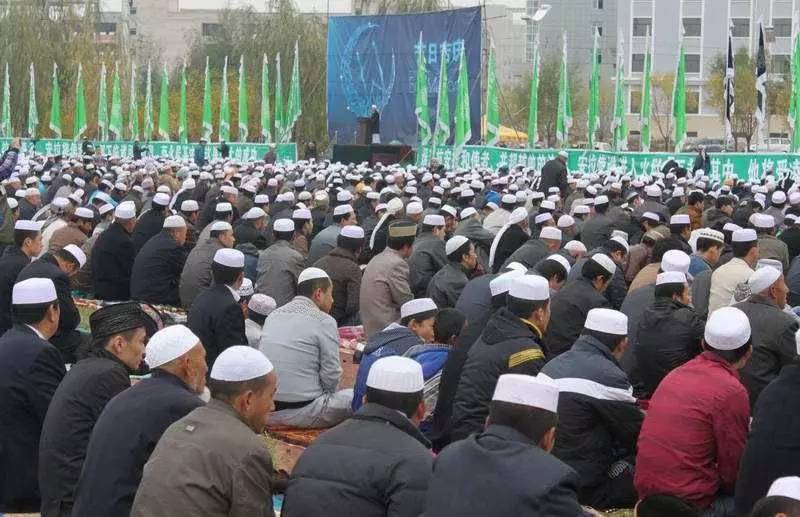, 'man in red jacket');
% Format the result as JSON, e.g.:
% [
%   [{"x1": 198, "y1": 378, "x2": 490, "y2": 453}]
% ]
[{"x1": 634, "y1": 306, "x2": 752, "y2": 515}]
